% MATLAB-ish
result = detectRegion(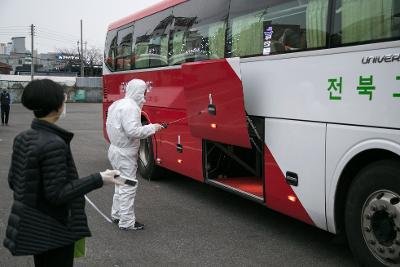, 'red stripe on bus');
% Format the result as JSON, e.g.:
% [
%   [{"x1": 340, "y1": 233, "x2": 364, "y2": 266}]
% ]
[{"x1": 264, "y1": 146, "x2": 315, "y2": 226}]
